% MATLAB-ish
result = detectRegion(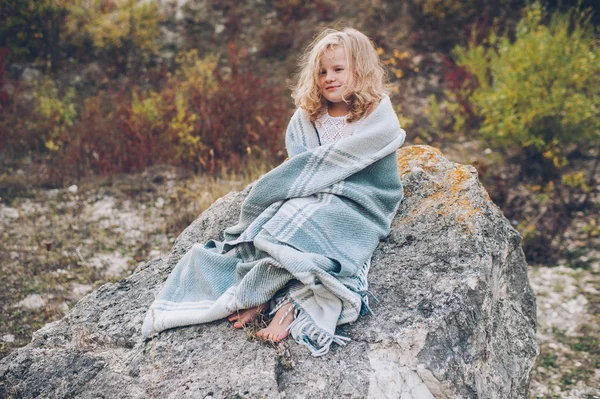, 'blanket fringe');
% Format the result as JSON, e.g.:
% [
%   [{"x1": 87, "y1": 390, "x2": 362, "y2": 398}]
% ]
[
  {"x1": 360, "y1": 290, "x2": 379, "y2": 316},
  {"x1": 354, "y1": 259, "x2": 371, "y2": 292},
  {"x1": 286, "y1": 306, "x2": 351, "y2": 357}
]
